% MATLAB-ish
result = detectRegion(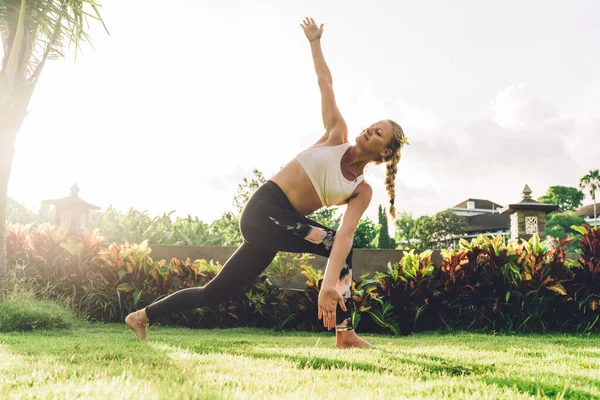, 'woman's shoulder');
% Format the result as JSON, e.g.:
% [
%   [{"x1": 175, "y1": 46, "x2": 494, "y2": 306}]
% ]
[
  {"x1": 356, "y1": 180, "x2": 372, "y2": 195},
  {"x1": 341, "y1": 180, "x2": 372, "y2": 206}
]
